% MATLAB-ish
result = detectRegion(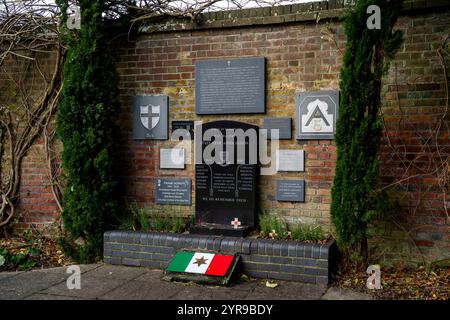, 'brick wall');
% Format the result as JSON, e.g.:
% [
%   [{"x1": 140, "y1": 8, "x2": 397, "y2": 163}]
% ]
[
  {"x1": 116, "y1": 2, "x2": 450, "y2": 264},
  {"x1": 6, "y1": 1, "x2": 450, "y2": 265},
  {"x1": 0, "y1": 50, "x2": 61, "y2": 233}
]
